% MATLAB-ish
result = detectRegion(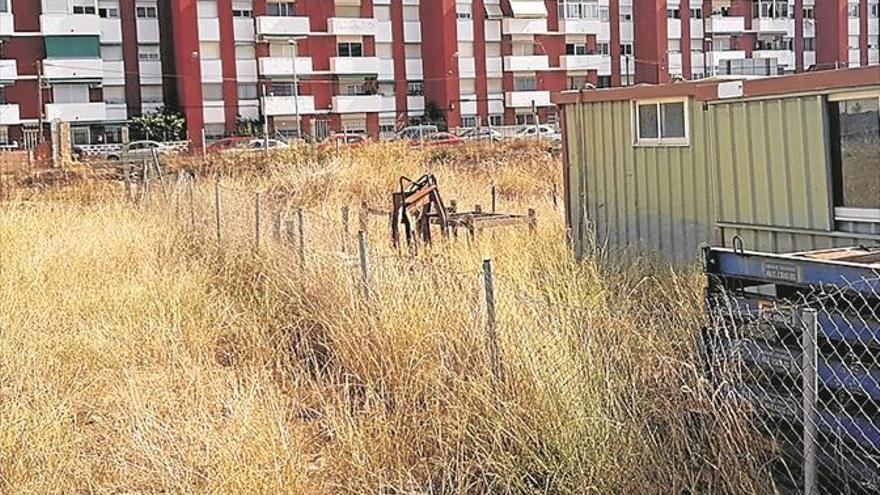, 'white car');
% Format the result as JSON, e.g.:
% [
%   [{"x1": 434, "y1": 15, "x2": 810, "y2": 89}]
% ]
[
  {"x1": 107, "y1": 140, "x2": 171, "y2": 162},
  {"x1": 515, "y1": 125, "x2": 562, "y2": 142},
  {"x1": 224, "y1": 138, "x2": 290, "y2": 153},
  {"x1": 459, "y1": 127, "x2": 503, "y2": 142}
]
